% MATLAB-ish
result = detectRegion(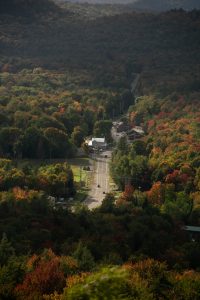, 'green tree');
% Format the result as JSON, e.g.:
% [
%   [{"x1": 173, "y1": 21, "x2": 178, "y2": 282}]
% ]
[
  {"x1": 99, "y1": 193, "x2": 115, "y2": 213},
  {"x1": 73, "y1": 242, "x2": 95, "y2": 272},
  {"x1": 63, "y1": 267, "x2": 153, "y2": 300},
  {"x1": 93, "y1": 120, "x2": 112, "y2": 141},
  {"x1": 44, "y1": 127, "x2": 74, "y2": 158},
  {"x1": 71, "y1": 126, "x2": 85, "y2": 148},
  {"x1": 0, "y1": 233, "x2": 15, "y2": 266},
  {"x1": 37, "y1": 163, "x2": 75, "y2": 197},
  {"x1": 163, "y1": 191, "x2": 192, "y2": 220},
  {"x1": 0, "y1": 255, "x2": 25, "y2": 300},
  {"x1": 0, "y1": 127, "x2": 22, "y2": 157},
  {"x1": 21, "y1": 126, "x2": 48, "y2": 159}
]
